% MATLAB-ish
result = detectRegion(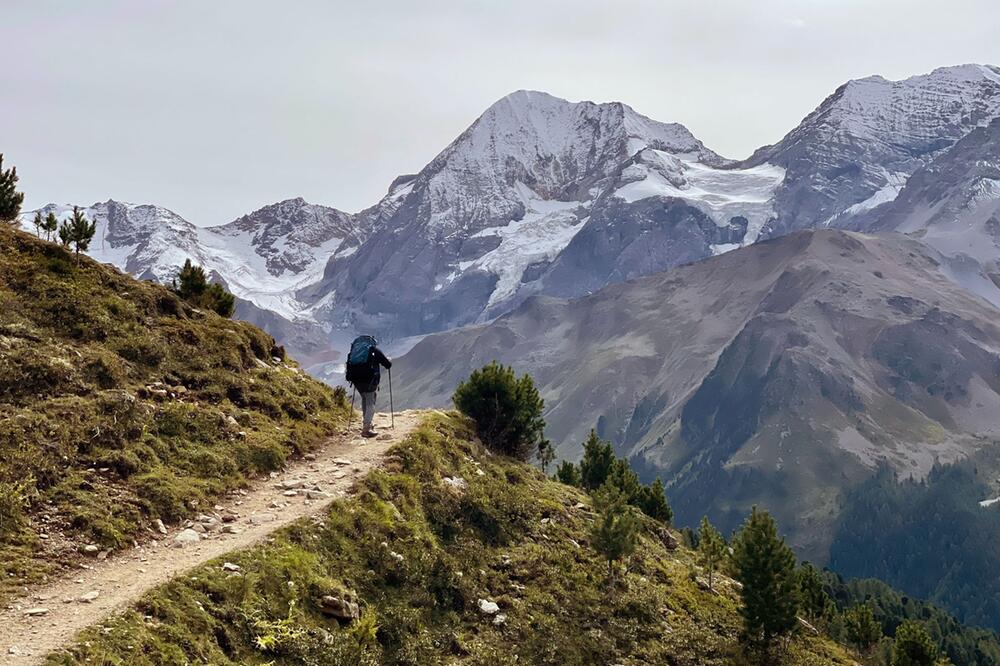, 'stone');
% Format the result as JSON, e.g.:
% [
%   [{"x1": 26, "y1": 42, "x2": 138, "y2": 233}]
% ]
[
  {"x1": 333, "y1": 458, "x2": 352, "y2": 466},
  {"x1": 191, "y1": 522, "x2": 207, "y2": 533},
  {"x1": 442, "y1": 476, "x2": 468, "y2": 492},
  {"x1": 306, "y1": 490, "x2": 331, "y2": 500},
  {"x1": 82, "y1": 544, "x2": 99, "y2": 555},
  {"x1": 78, "y1": 590, "x2": 100, "y2": 603},
  {"x1": 249, "y1": 513, "x2": 277, "y2": 524},
  {"x1": 154, "y1": 519, "x2": 168, "y2": 535},
  {"x1": 222, "y1": 562, "x2": 241, "y2": 573},
  {"x1": 23, "y1": 607, "x2": 49, "y2": 617},
  {"x1": 477, "y1": 599, "x2": 500, "y2": 615},
  {"x1": 319, "y1": 595, "x2": 360, "y2": 622},
  {"x1": 283, "y1": 490, "x2": 299, "y2": 497},
  {"x1": 173, "y1": 528, "x2": 201, "y2": 547},
  {"x1": 221, "y1": 512, "x2": 238, "y2": 523},
  {"x1": 659, "y1": 528, "x2": 679, "y2": 551},
  {"x1": 493, "y1": 613, "x2": 507, "y2": 626}
]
